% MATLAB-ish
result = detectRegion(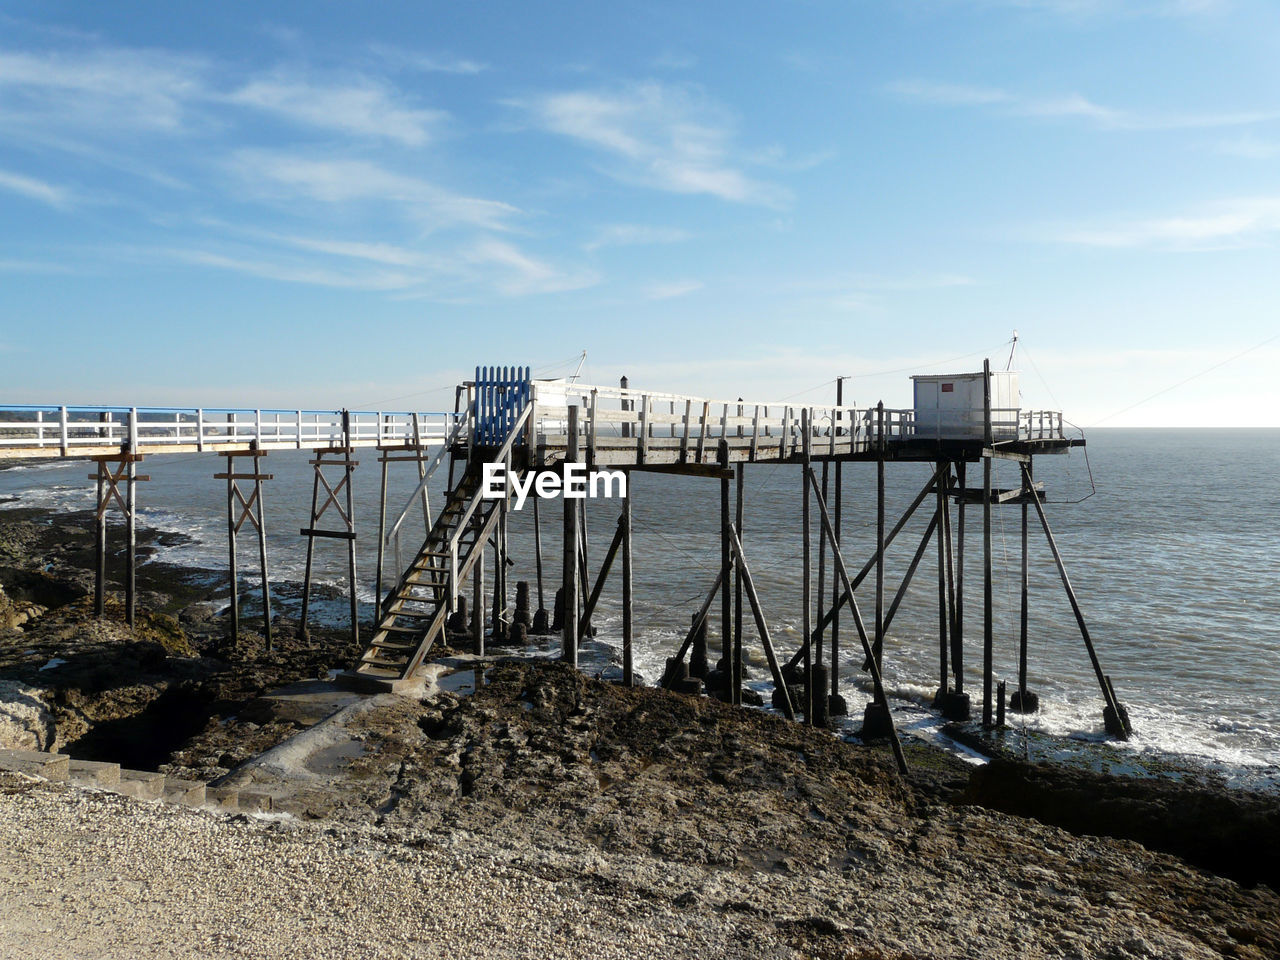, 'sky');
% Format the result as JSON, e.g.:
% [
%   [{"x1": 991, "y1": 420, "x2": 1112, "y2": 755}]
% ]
[{"x1": 1, "y1": 0, "x2": 1278, "y2": 426}]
